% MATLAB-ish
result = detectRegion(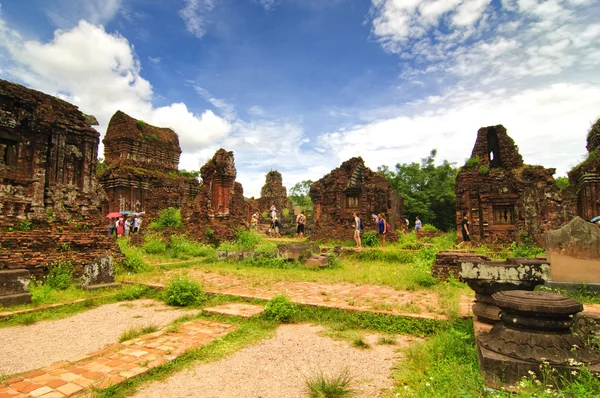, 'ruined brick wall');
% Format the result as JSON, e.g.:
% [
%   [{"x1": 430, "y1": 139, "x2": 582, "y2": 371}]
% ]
[
  {"x1": 568, "y1": 118, "x2": 600, "y2": 221},
  {"x1": 99, "y1": 111, "x2": 199, "y2": 216},
  {"x1": 183, "y1": 149, "x2": 249, "y2": 242},
  {"x1": 0, "y1": 79, "x2": 118, "y2": 275},
  {"x1": 456, "y1": 125, "x2": 571, "y2": 244},
  {"x1": 309, "y1": 157, "x2": 404, "y2": 242}
]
